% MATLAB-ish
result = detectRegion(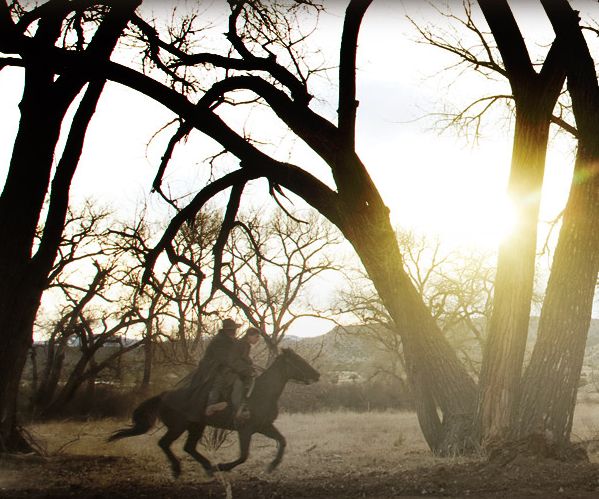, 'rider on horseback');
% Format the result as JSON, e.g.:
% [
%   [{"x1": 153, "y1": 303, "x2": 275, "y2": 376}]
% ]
[
  {"x1": 162, "y1": 318, "x2": 254, "y2": 422},
  {"x1": 229, "y1": 327, "x2": 262, "y2": 423}
]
